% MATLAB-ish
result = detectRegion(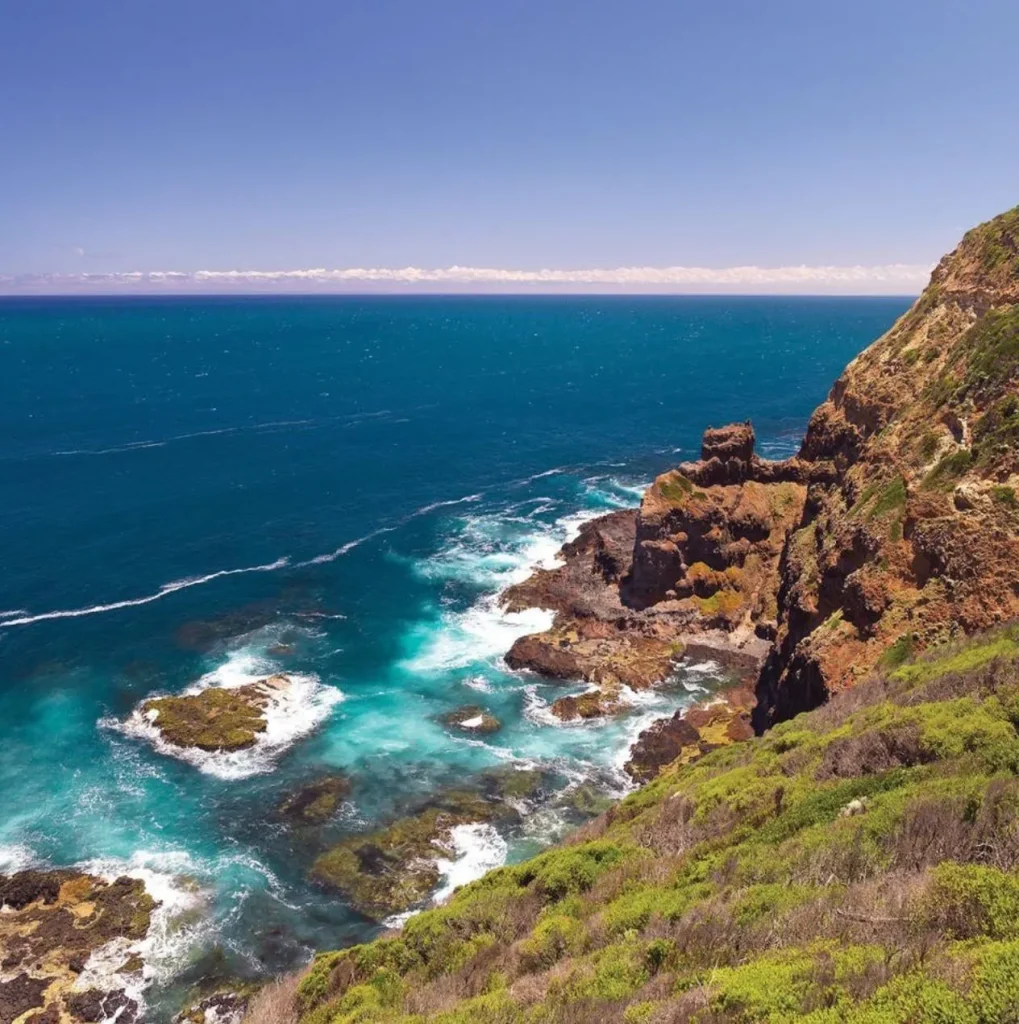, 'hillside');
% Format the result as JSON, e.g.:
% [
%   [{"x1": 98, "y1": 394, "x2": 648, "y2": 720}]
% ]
[{"x1": 289, "y1": 629, "x2": 1019, "y2": 1023}]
